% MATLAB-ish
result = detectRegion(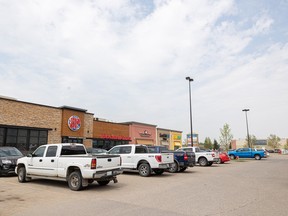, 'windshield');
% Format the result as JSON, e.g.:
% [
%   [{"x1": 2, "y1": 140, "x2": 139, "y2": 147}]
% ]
[{"x1": 0, "y1": 147, "x2": 23, "y2": 157}]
